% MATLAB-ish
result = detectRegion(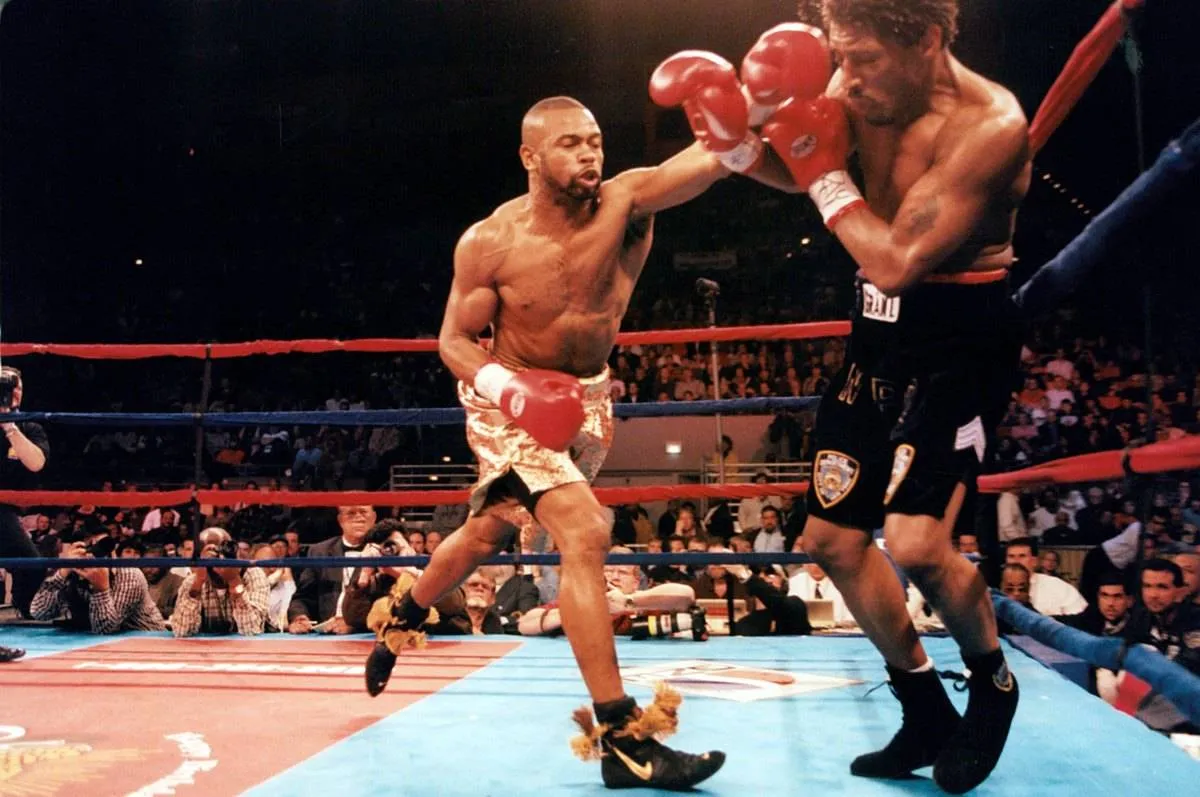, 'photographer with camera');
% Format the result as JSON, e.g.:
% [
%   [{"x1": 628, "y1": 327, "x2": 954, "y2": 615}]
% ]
[
  {"x1": 170, "y1": 527, "x2": 269, "y2": 637},
  {"x1": 0, "y1": 368, "x2": 49, "y2": 626},
  {"x1": 28, "y1": 538, "x2": 166, "y2": 633}
]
